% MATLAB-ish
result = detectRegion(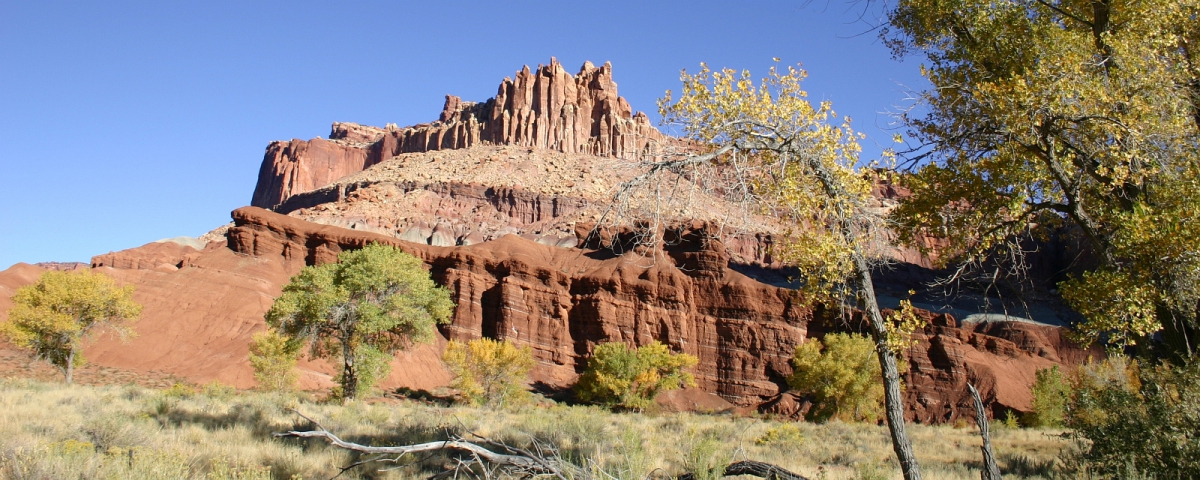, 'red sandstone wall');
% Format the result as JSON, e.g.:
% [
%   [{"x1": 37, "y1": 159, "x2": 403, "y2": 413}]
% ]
[{"x1": 250, "y1": 59, "x2": 665, "y2": 209}]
